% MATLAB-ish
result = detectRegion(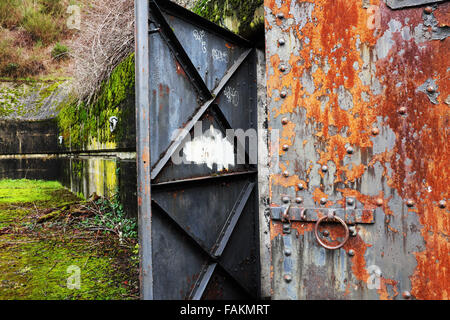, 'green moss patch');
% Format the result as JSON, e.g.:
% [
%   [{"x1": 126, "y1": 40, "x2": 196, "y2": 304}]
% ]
[
  {"x1": 0, "y1": 179, "x2": 139, "y2": 300},
  {"x1": 193, "y1": 0, "x2": 264, "y2": 38},
  {"x1": 57, "y1": 53, "x2": 135, "y2": 149}
]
